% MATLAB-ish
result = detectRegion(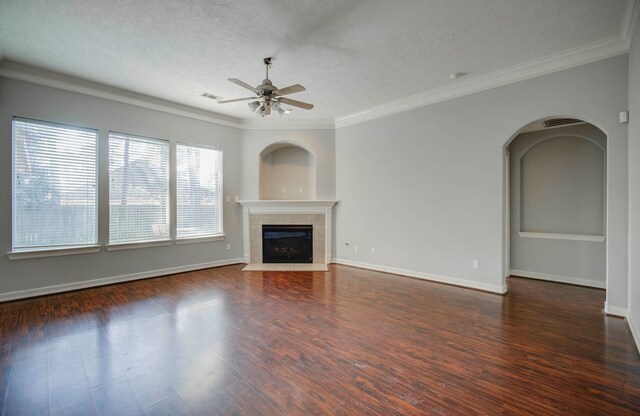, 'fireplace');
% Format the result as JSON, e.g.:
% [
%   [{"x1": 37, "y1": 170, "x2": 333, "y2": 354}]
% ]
[
  {"x1": 262, "y1": 224, "x2": 313, "y2": 263},
  {"x1": 238, "y1": 200, "x2": 337, "y2": 265}
]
